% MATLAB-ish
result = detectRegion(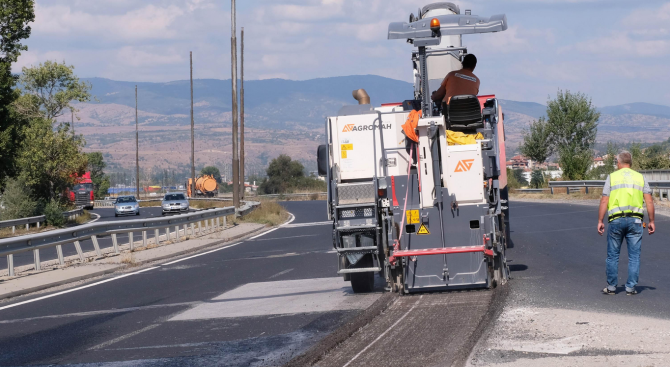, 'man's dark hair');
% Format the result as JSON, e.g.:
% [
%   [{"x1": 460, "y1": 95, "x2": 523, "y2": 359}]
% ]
[{"x1": 462, "y1": 54, "x2": 477, "y2": 70}]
